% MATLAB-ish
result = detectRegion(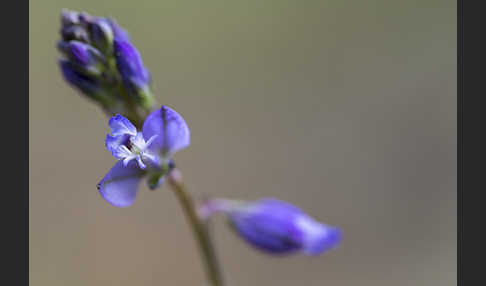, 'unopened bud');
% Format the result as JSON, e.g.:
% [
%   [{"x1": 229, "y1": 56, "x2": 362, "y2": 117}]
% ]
[
  {"x1": 106, "y1": 18, "x2": 130, "y2": 42},
  {"x1": 59, "y1": 60, "x2": 115, "y2": 109},
  {"x1": 58, "y1": 40, "x2": 106, "y2": 76},
  {"x1": 61, "y1": 9, "x2": 80, "y2": 26},
  {"x1": 113, "y1": 38, "x2": 153, "y2": 107},
  {"x1": 87, "y1": 19, "x2": 114, "y2": 55},
  {"x1": 59, "y1": 60, "x2": 100, "y2": 96},
  {"x1": 61, "y1": 25, "x2": 89, "y2": 42}
]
